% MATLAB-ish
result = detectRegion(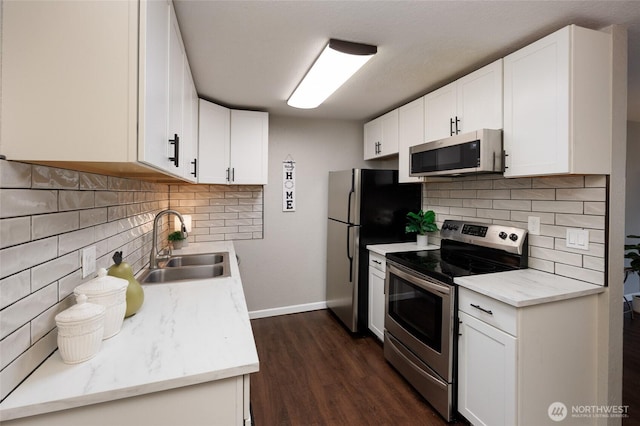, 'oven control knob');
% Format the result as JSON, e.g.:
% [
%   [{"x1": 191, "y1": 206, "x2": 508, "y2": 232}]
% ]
[
  {"x1": 499, "y1": 231, "x2": 508, "y2": 240},
  {"x1": 509, "y1": 233, "x2": 519, "y2": 242}
]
